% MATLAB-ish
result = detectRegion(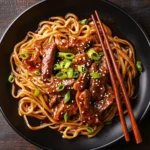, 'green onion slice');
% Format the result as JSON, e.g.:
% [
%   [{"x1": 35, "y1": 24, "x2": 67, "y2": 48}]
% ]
[
  {"x1": 64, "y1": 112, "x2": 69, "y2": 122},
  {"x1": 64, "y1": 91, "x2": 70, "y2": 103},
  {"x1": 56, "y1": 84, "x2": 65, "y2": 92},
  {"x1": 55, "y1": 72, "x2": 68, "y2": 79},
  {"x1": 73, "y1": 71, "x2": 79, "y2": 78},
  {"x1": 33, "y1": 70, "x2": 41, "y2": 76},
  {"x1": 78, "y1": 65, "x2": 87, "y2": 73},
  {"x1": 54, "y1": 64, "x2": 61, "y2": 70},
  {"x1": 104, "y1": 121, "x2": 112, "y2": 125},
  {"x1": 19, "y1": 52, "x2": 30, "y2": 60},
  {"x1": 81, "y1": 19, "x2": 87, "y2": 25},
  {"x1": 8, "y1": 75, "x2": 15, "y2": 83},
  {"x1": 86, "y1": 126, "x2": 94, "y2": 134},
  {"x1": 67, "y1": 68, "x2": 73, "y2": 78},
  {"x1": 87, "y1": 49, "x2": 99, "y2": 60},
  {"x1": 64, "y1": 61, "x2": 72, "y2": 69},
  {"x1": 90, "y1": 72, "x2": 101, "y2": 79},
  {"x1": 58, "y1": 52, "x2": 75, "y2": 60},
  {"x1": 98, "y1": 52, "x2": 104, "y2": 57},
  {"x1": 34, "y1": 88, "x2": 40, "y2": 97},
  {"x1": 136, "y1": 61, "x2": 142, "y2": 72}
]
